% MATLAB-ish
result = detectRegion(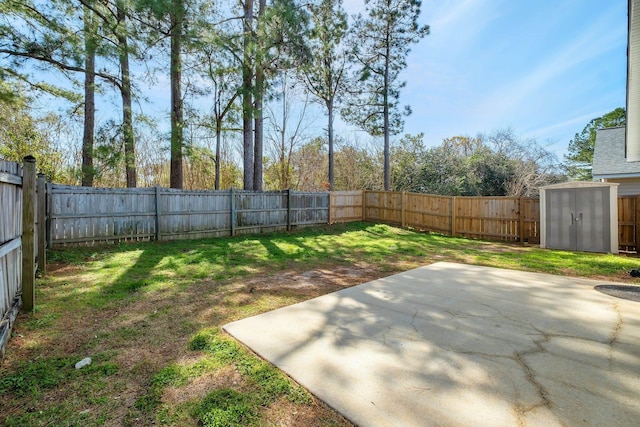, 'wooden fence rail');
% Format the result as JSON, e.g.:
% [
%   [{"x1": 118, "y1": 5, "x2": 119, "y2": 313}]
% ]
[{"x1": 48, "y1": 186, "x2": 329, "y2": 246}]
